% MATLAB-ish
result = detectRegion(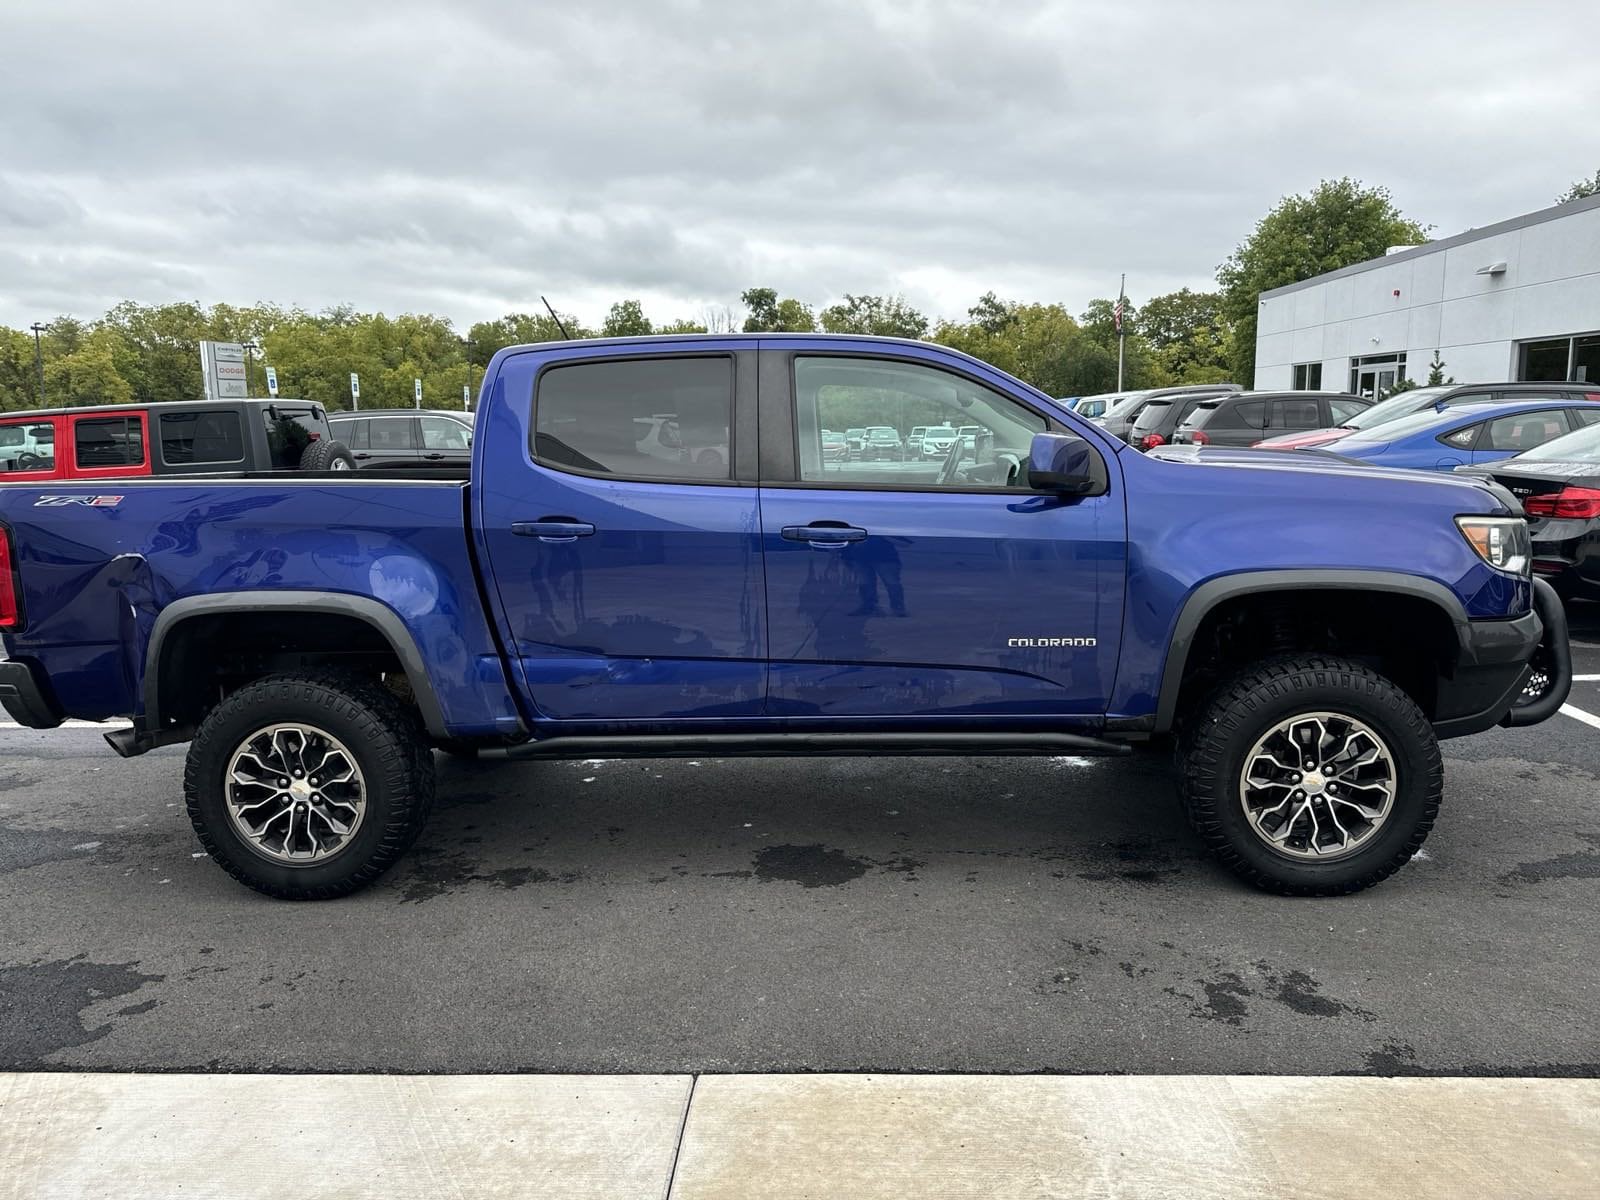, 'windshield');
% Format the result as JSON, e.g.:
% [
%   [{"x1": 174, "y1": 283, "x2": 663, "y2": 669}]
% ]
[
  {"x1": 1178, "y1": 401, "x2": 1221, "y2": 431},
  {"x1": 1344, "y1": 387, "x2": 1454, "y2": 430},
  {"x1": 1132, "y1": 401, "x2": 1173, "y2": 433},
  {"x1": 1515, "y1": 421, "x2": 1600, "y2": 463}
]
